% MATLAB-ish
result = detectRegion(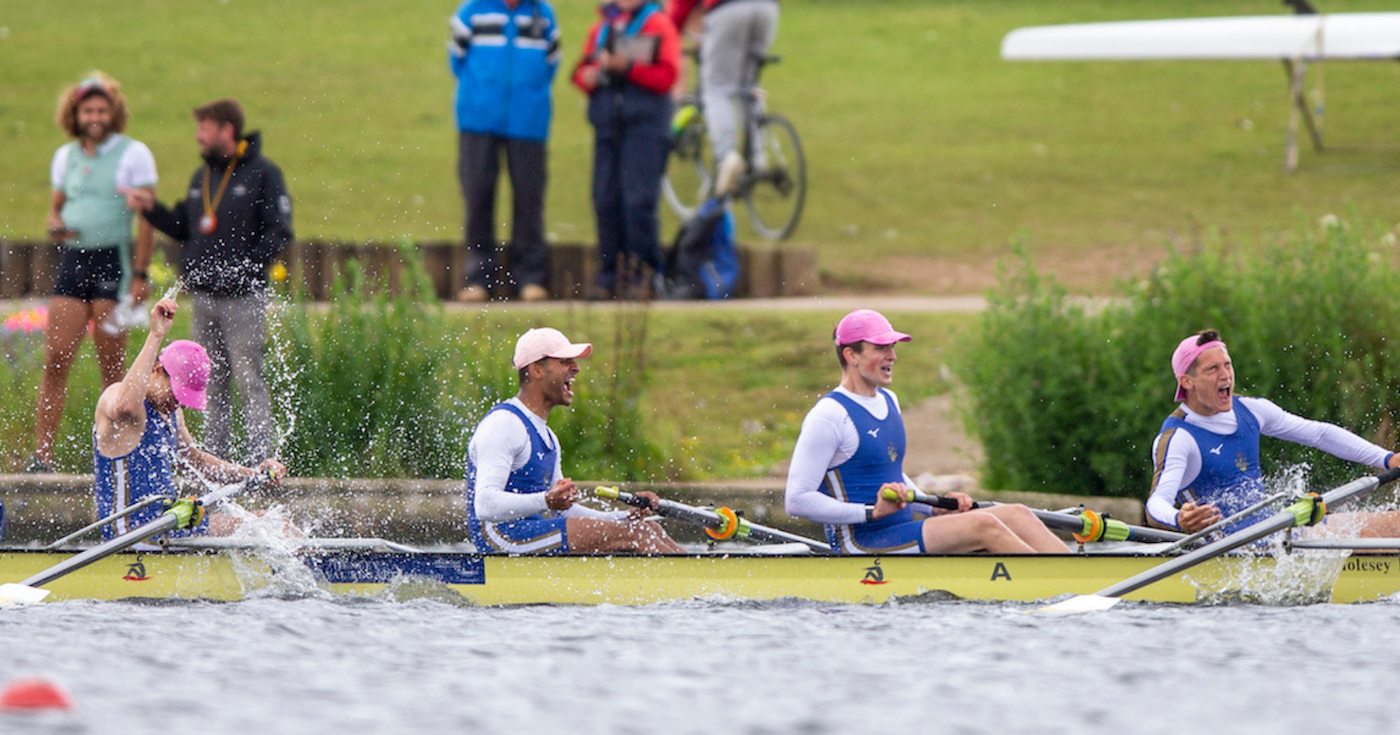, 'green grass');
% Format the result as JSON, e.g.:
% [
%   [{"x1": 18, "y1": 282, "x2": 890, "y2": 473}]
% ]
[{"x1": 4, "y1": 0, "x2": 1400, "y2": 289}]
